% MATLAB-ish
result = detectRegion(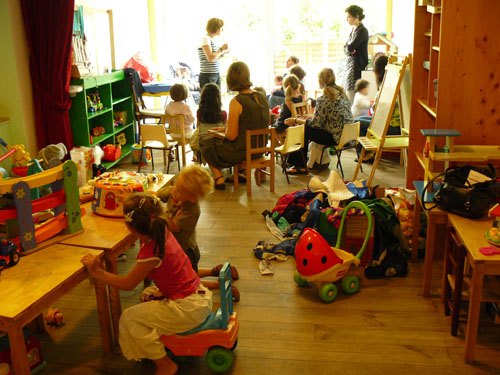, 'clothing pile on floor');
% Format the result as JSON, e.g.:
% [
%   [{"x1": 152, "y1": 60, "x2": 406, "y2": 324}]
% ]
[{"x1": 257, "y1": 170, "x2": 413, "y2": 278}]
